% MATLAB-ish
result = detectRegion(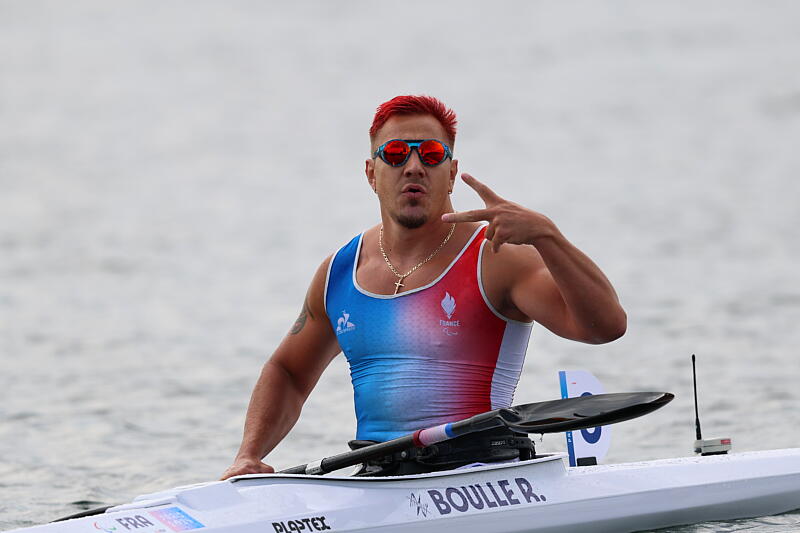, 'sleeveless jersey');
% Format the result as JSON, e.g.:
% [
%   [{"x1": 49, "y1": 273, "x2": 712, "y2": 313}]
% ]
[{"x1": 325, "y1": 225, "x2": 533, "y2": 442}]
